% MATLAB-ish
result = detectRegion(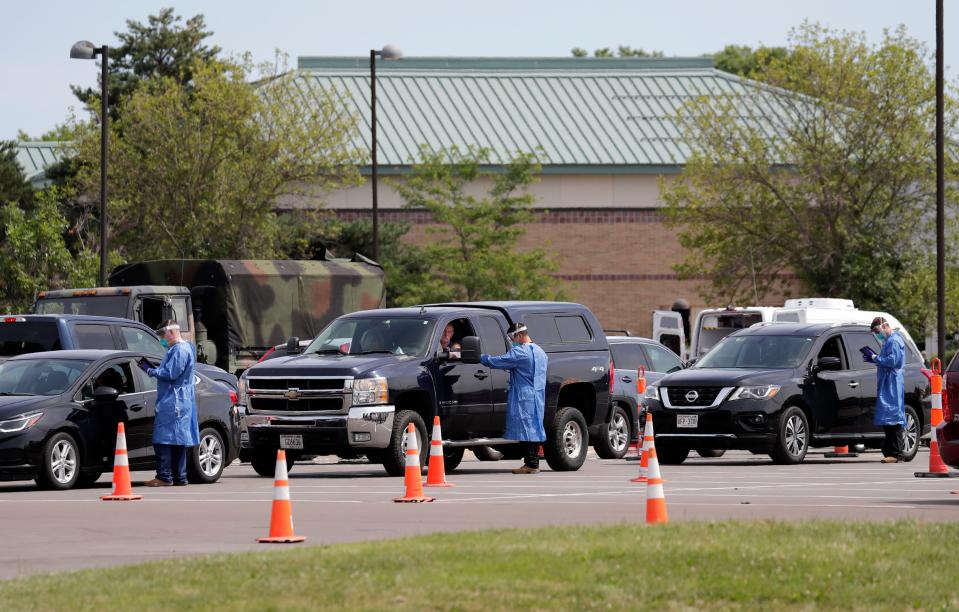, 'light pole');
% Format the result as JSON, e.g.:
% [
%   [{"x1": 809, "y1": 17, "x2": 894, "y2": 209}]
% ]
[
  {"x1": 936, "y1": 0, "x2": 945, "y2": 361},
  {"x1": 369, "y1": 44, "x2": 402, "y2": 264},
  {"x1": 70, "y1": 40, "x2": 109, "y2": 286}
]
